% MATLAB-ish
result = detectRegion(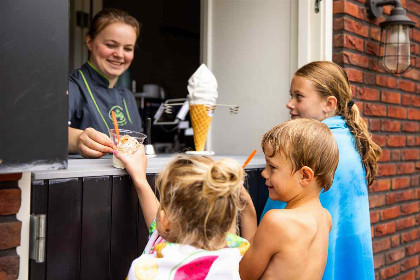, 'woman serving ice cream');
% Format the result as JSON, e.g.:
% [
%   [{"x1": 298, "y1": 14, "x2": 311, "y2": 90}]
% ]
[{"x1": 68, "y1": 8, "x2": 142, "y2": 158}]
